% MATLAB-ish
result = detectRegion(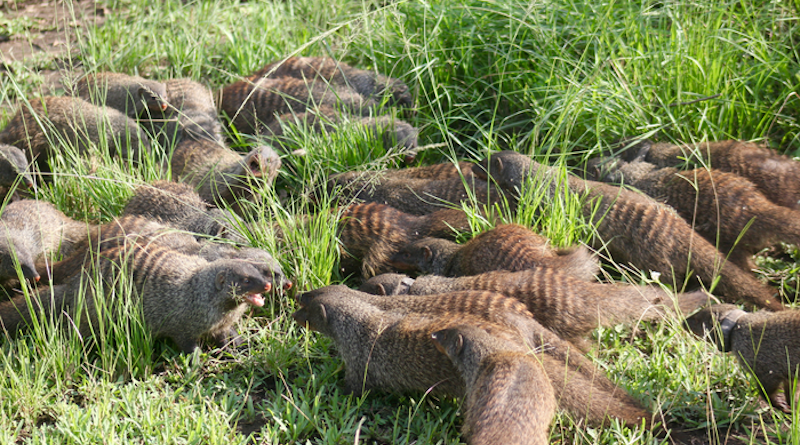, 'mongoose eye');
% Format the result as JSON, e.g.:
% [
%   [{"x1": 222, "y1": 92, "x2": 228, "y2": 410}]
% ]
[{"x1": 244, "y1": 278, "x2": 250, "y2": 284}]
